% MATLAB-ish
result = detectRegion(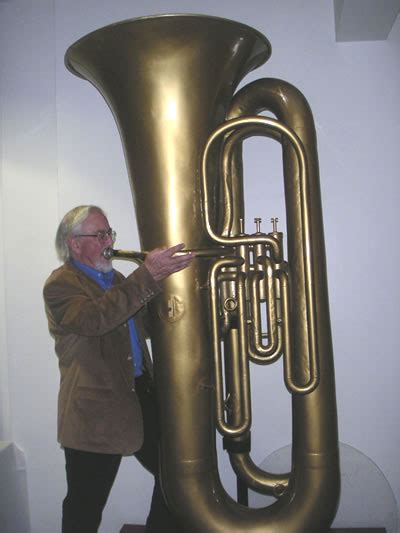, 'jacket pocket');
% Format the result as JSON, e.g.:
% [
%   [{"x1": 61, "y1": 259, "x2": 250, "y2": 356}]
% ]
[{"x1": 74, "y1": 388, "x2": 114, "y2": 445}]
